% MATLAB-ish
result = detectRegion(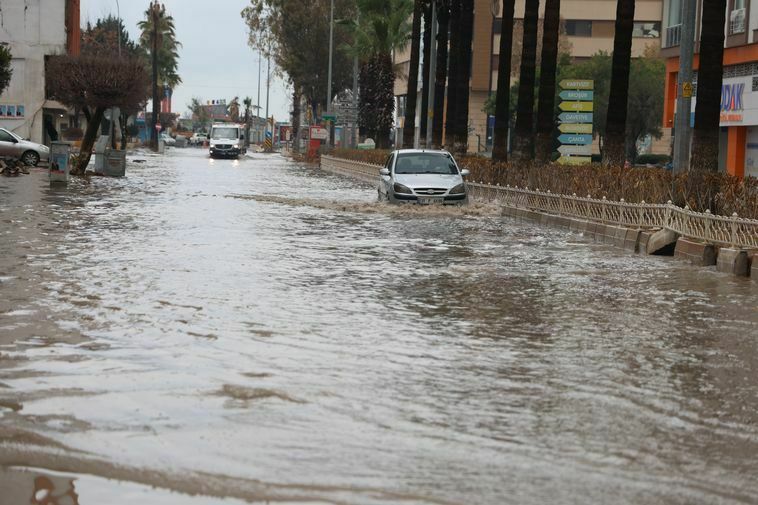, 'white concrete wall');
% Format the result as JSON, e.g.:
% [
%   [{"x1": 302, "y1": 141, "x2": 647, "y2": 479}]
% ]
[{"x1": 0, "y1": 0, "x2": 67, "y2": 144}]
